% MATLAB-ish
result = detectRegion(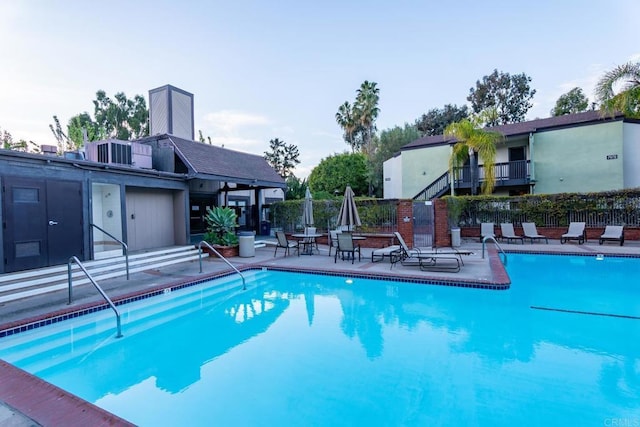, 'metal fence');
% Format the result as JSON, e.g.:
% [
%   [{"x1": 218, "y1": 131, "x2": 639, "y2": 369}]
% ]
[
  {"x1": 455, "y1": 192, "x2": 640, "y2": 228},
  {"x1": 271, "y1": 199, "x2": 398, "y2": 233}
]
